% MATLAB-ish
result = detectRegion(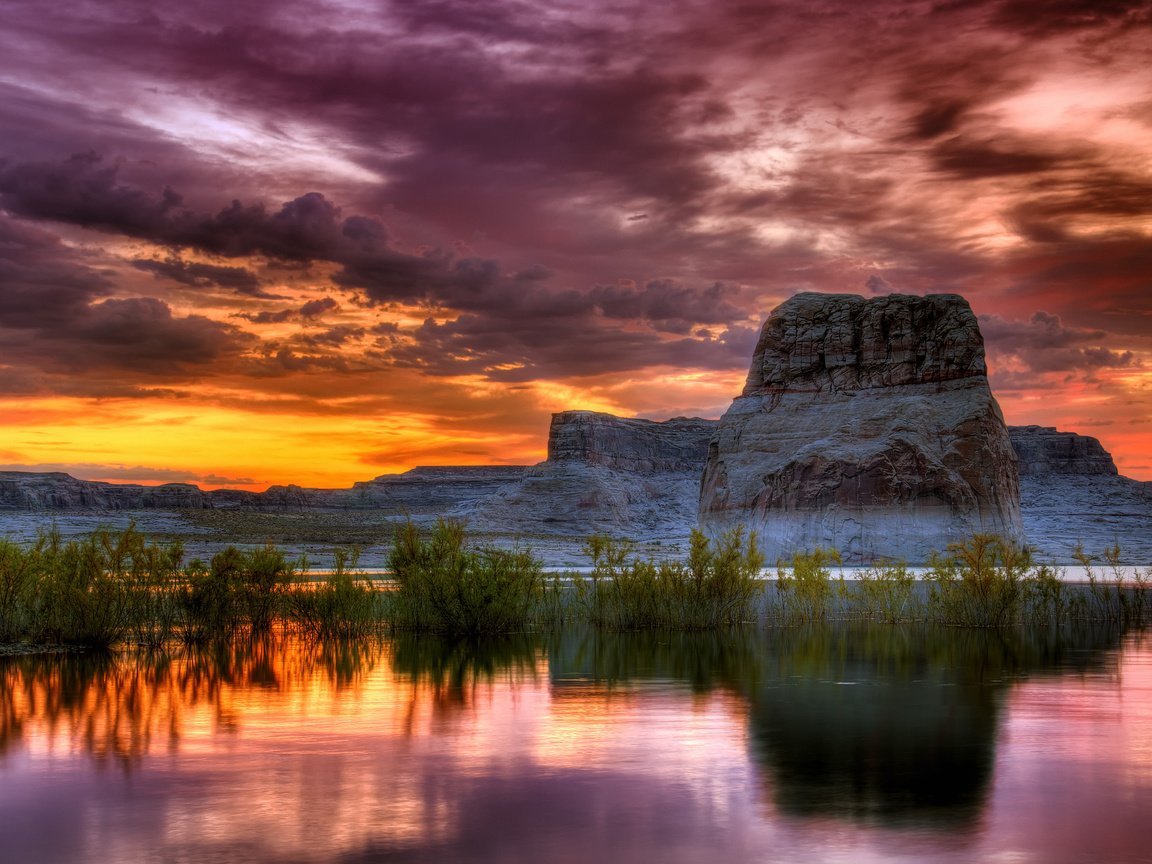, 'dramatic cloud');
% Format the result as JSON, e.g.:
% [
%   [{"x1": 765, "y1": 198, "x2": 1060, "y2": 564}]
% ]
[
  {"x1": 131, "y1": 255, "x2": 272, "y2": 297},
  {"x1": 982, "y1": 311, "x2": 1140, "y2": 375},
  {"x1": 0, "y1": 0, "x2": 1149, "y2": 482}
]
